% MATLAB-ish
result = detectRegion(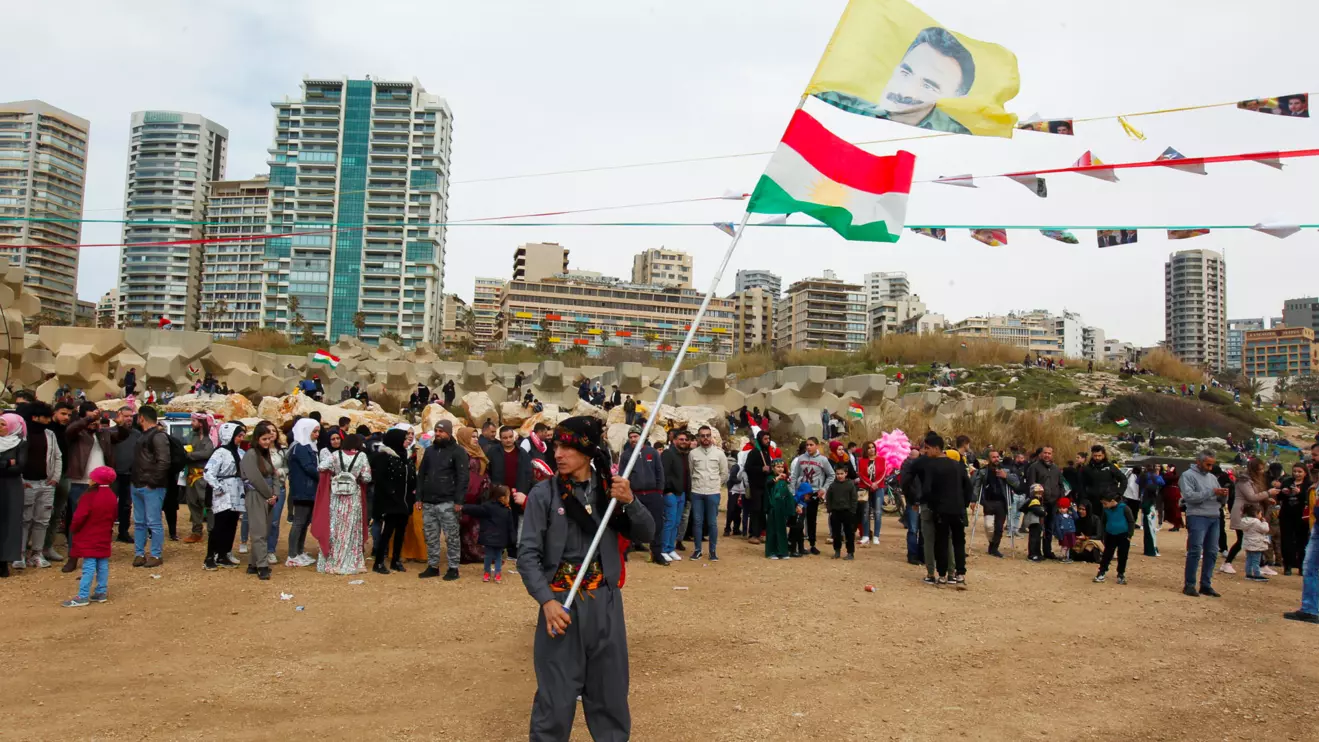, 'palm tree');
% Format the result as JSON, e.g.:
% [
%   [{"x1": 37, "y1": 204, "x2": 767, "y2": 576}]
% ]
[
  {"x1": 352, "y1": 311, "x2": 367, "y2": 336},
  {"x1": 461, "y1": 306, "x2": 476, "y2": 332},
  {"x1": 286, "y1": 295, "x2": 303, "y2": 337}
]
